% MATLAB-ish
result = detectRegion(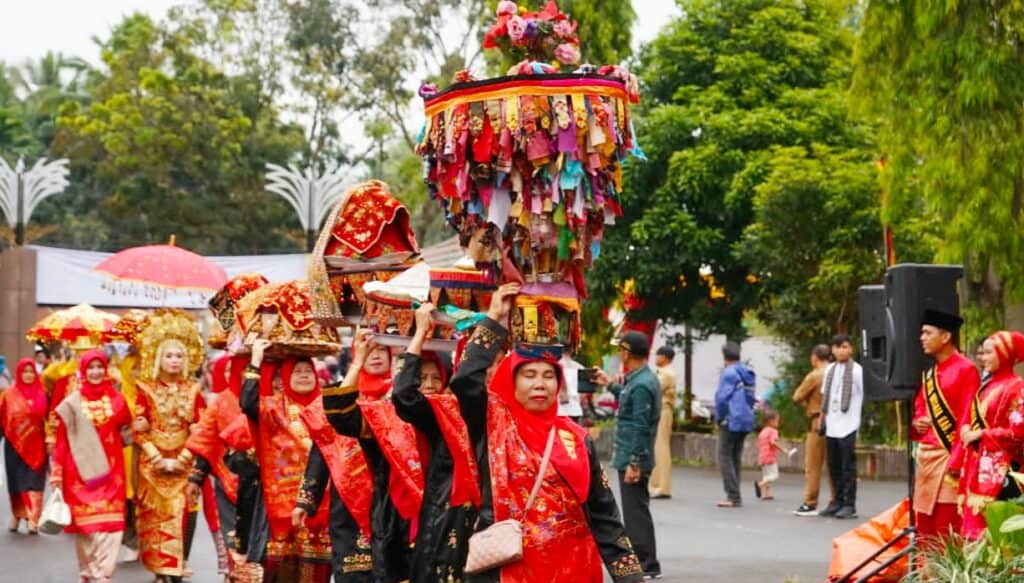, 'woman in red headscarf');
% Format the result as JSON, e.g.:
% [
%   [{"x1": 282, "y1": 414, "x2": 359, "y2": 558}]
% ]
[
  {"x1": 238, "y1": 340, "x2": 332, "y2": 582},
  {"x1": 322, "y1": 329, "x2": 419, "y2": 583},
  {"x1": 0, "y1": 358, "x2": 48, "y2": 533},
  {"x1": 186, "y1": 353, "x2": 244, "y2": 579},
  {"x1": 452, "y1": 285, "x2": 643, "y2": 583},
  {"x1": 50, "y1": 349, "x2": 133, "y2": 583},
  {"x1": 391, "y1": 302, "x2": 480, "y2": 583},
  {"x1": 293, "y1": 362, "x2": 374, "y2": 583},
  {"x1": 950, "y1": 330, "x2": 1024, "y2": 540}
]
